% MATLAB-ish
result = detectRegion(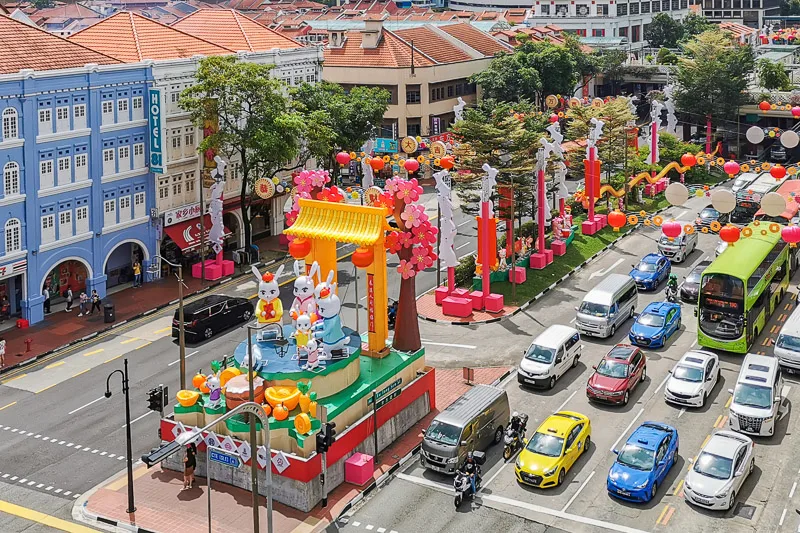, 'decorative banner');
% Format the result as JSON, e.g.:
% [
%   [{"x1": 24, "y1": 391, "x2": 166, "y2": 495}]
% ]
[
  {"x1": 568, "y1": 97, "x2": 581, "y2": 109},
  {"x1": 761, "y1": 191, "x2": 787, "y2": 216},
  {"x1": 238, "y1": 440, "x2": 252, "y2": 463},
  {"x1": 710, "y1": 189, "x2": 736, "y2": 214},
  {"x1": 429, "y1": 141, "x2": 447, "y2": 159},
  {"x1": 256, "y1": 445, "x2": 268, "y2": 469},
  {"x1": 272, "y1": 450, "x2": 291, "y2": 474},
  {"x1": 401, "y1": 136, "x2": 419, "y2": 154},
  {"x1": 205, "y1": 431, "x2": 221, "y2": 448},
  {"x1": 367, "y1": 273, "x2": 375, "y2": 333},
  {"x1": 219, "y1": 435, "x2": 237, "y2": 453},
  {"x1": 665, "y1": 182, "x2": 689, "y2": 206},
  {"x1": 375, "y1": 137, "x2": 398, "y2": 153},
  {"x1": 171, "y1": 421, "x2": 187, "y2": 439},
  {"x1": 148, "y1": 88, "x2": 166, "y2": 174},
  {"x1": 255, "y1": 177, "x2": 276, "y2": 199},
  {"x1": 364, "y1": 186, "x2": 383, "y2": 206},
  {"x1": 545, "y1": 95, "x2": 559, "y2": 109}
]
